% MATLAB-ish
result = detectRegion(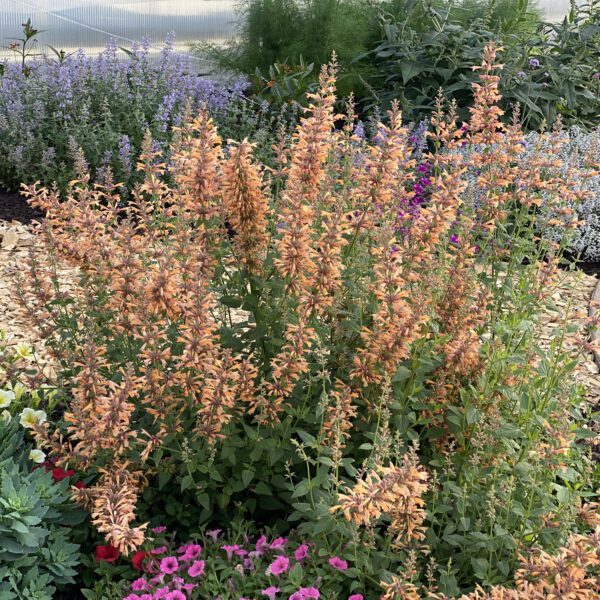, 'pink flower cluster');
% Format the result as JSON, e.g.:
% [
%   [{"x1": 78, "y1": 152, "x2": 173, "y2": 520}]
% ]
[
  {"x1": 123, "y1": 530, "x2": 360, "y2": 600},
  {"x1": 123, "y1": 539, "x2": 205, "y2": 600}
]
